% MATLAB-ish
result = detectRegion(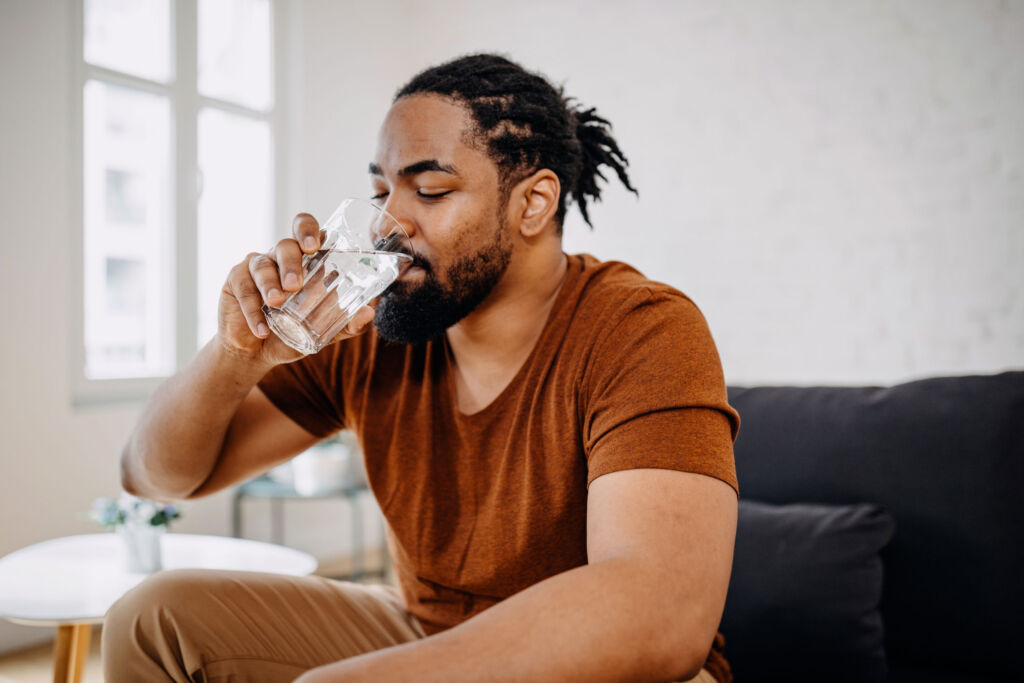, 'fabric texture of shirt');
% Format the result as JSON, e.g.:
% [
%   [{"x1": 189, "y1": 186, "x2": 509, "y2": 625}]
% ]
[{"x1": 257, "y1": 252, "x2": 741, "y2": 682}]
